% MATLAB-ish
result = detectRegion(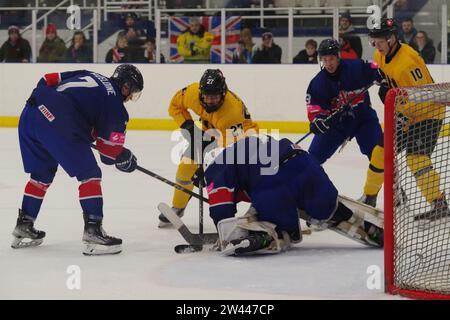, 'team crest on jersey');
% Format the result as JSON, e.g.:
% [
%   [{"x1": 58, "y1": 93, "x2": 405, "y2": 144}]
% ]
[
  {"x1": 38, "y1": 105, "x2": 55, "y2": 122},
  {"x1": 109, "y1": 132, "x2": 125, "y2": 145}
]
